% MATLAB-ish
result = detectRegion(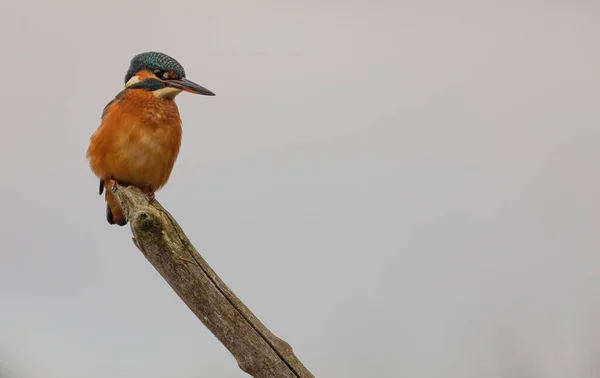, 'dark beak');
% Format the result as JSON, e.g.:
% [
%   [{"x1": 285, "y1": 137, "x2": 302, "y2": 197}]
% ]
[{"x1": 167, "y1": 78, "x2": 215, "y2": 96}]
